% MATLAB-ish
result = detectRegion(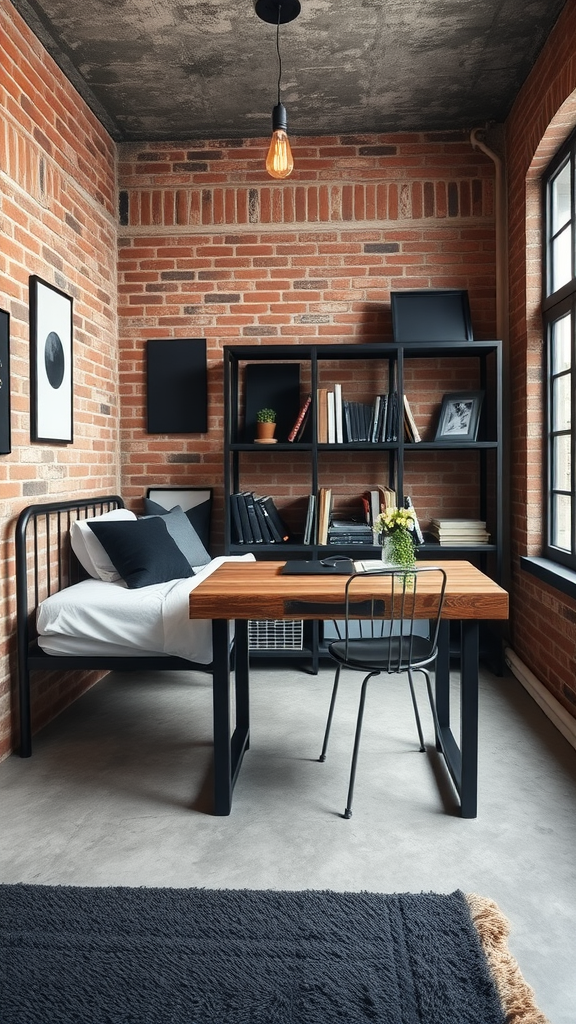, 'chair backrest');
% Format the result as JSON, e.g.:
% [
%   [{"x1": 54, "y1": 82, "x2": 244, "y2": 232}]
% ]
[{"x1": 338, "y1": 566, "x2": 447, "y2": 670}]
